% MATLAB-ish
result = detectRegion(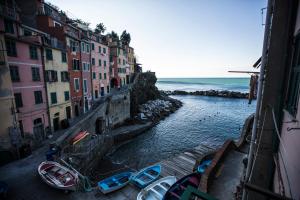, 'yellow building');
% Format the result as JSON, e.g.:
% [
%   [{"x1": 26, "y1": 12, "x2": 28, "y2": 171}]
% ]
[
  {"x1": 44, "y1": 39, "x2": 71, "y2": 132},
  {"x1": 0, "y1": 34, "x2": 20, "y2": 164},
  {"x1": 127, "y1": 46, "x2": 135, "y2": 76}
]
